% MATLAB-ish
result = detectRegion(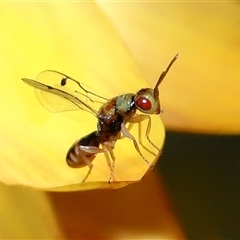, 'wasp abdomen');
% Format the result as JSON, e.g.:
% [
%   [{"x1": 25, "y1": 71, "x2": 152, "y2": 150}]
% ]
[{"x1": 66, "y1": 131, "x2": 101, "y2": 168}]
